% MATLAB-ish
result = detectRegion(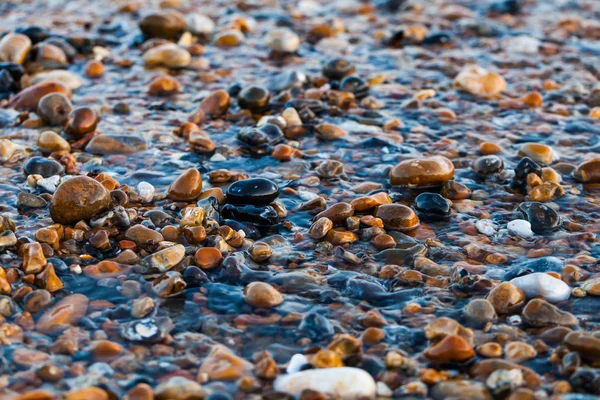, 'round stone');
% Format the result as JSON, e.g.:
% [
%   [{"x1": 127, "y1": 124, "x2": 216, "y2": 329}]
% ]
[
  {"x1": 0, "y1": 33, "x2": 31, "y2": 65},
  {"x1": 238, "y1": 86, "x2": 270, "y2": 112},
  {"x1": 24, "y1": 156, "x2": 64, "y2": 177},
  {"x1": 414, "y1": 193, "x2": 451, "y2": 221},
  {"x1": 518, "y1": 202, "x2": 560, "y2": 234},
  {"x1": 266, "y1": 28, "x2": 300, "y2": 53},
  {"x1": 322, "y1": 58, "x2": 355, "y2": 80},
  {"x1": 226, "y1": 178, "x2": 279, "y2": 206},
  {"x1": 511, "y1": 157, "x2": 542, "y2": 189},
  {"x1": 464, "y1": 299, "x2": 497, "y2": 328},
  {"x1": 424, "y1": 335, "x2": 475, "y2": 363},
  {"x1": 390, "y1": 156, "x2": 455, "y2": 187},
  {"x1": 143, "y1": 44, "x2": 191, "y2": 69},
  {"x1": 50, "y1": 176, "x2": 111, "y2": 225},
  {"x1": 194, "y1": 247, "x2": 223, "y2": 270},
  {"x1": 518, "y1": 143, "x2": 554, "y2": 165},
  {"x1": 37, "y1": 93, "x2": 72, "y2": 126},
  {"x1": 573, "y1": 158, "x2": 600, "y2": 184},
  {"x1": 35, "y1": 294, "x2": 88, "y2": 334},
  {"x1": 374, "y1": 204, "x2": 420, "y2": 232},
  {"x1": 522, "y1": 298, "x2": 577, "y2": 327},
  {"x1": 314, "y1": 202, "x2": 354, "y2": 225},
  {"x1": 139, "y1": 11, "x2": 186, "y2": 39},
  {"x1": 440, "y1": 180, "x2": 471, "y2": 200},
  {"x1": 486, "y1": 282, "x2": 526, "y2": 314},
  {"x1": 472, "y1": 155, "x2": 504, "y2": 176},
  {"x1": 63, "y1": 107, "x2": 98, "y2": 139},
  {"x1": 37, "y1": 131, "x2": 70, "y2": 153},
  {"x1": 199, "y1": 90, "x2": 230, "y2": 118},
  {"x1": 10, "y1": 81, "x2": 71, "y2": 111},
  {"x1": 244, "y1": 282, "x2": 283, "y2": 308},
  {"x1": 168, "y1": 168, "x2": 203, "y2": 201},
  {"x1": 339, "y1": 75, "x2": 369, "y2": 98}
]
